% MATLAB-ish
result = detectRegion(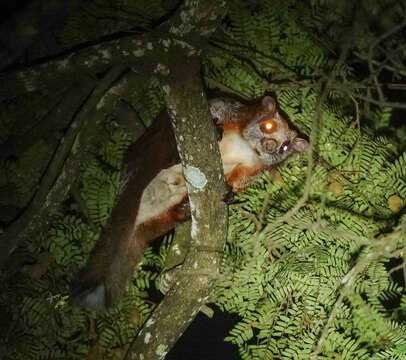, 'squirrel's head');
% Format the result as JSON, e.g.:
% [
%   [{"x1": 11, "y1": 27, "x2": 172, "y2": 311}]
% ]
[{"x1": 242, "y1": 96, "x2": 308, "y2": 165}]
